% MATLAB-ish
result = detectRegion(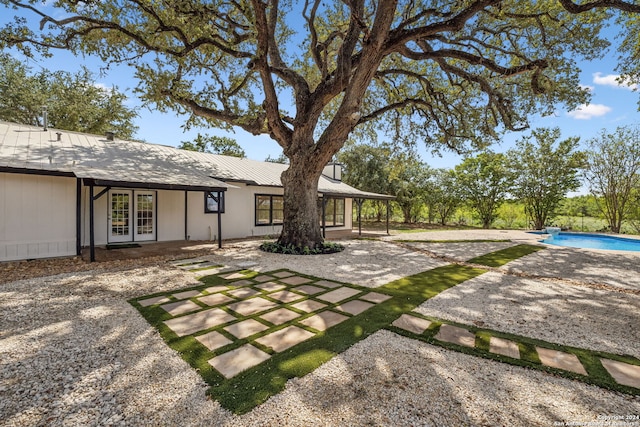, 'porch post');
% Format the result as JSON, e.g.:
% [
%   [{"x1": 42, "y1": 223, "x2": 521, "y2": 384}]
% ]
[
  {"x1": 356, "y1": 198, "x2": 364, "y2": 236},
  {"x1": 217, "y1": 191, "x2": 222, "y2": 249},
  {"x1": 89, "y1": 184, "x2": 95, "y2": 262},
  {"x1": 76, "y1": 178, "x2": 82, "y2": 256},
  {"x1": 321, "y1": 195, "x2": 326, "y2": 238},
  {"x1": 386, "y1": 199, "x2": 390, "y2": 235},
  {"x1": 184, "y1": 190, "x2": 188, "y2": 240}
]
